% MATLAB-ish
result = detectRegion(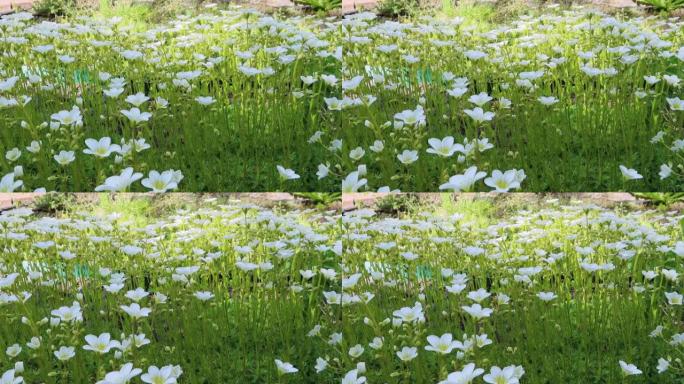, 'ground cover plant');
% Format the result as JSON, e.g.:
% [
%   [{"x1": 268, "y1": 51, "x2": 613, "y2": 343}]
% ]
[
  {"x1": 0, "y1": 195, "x2": 342, "y2": 383},
  {"x1": 342, "y1": 195, "x2": 684, "y2": 383},
  {"x1": 338, "y1": 8, "x2": 684, "y2": 192},
  {"x1": 0, "y1": 7, "x2": 342, "y2": 192}
]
